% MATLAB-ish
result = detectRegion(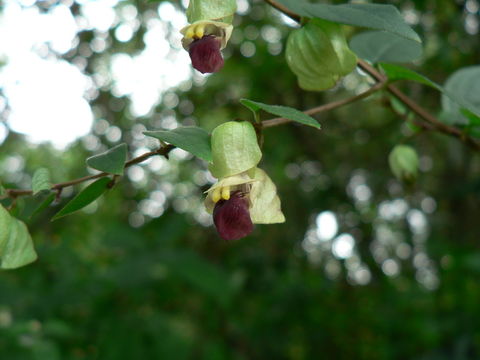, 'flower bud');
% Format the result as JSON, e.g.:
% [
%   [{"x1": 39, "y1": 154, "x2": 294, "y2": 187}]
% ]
[
  {"x1": 389, "y1": 145, "x2": 419, "y2": 183},
  {"x1": 286, "y1": 19, "x2": 357, "y2": 91}
]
